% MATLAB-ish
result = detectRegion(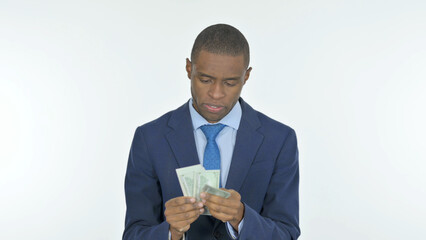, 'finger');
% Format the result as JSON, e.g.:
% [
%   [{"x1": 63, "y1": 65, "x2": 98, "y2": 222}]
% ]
[
  {"x1": 204, "y1": 201, "x2": 238, "y2": 216},
  {"x1": 202, "y1": 193, "x2": 240, "y2": 208},
  {"x1": 170, "y1": 214, "x2": 200, "y2": 230},
  {"x1": 208, "y1": 209, "x2": 234, "y2": 222},
  {"x1": 221, "y1": 189, "x2": 241, "y2": 200},
  {"x1": 165, "y1": 197, "x2": 196, "y2": 207},
  {"x1": 165, "y1": 202, "x2": 204, "y2": 216},
  {"x1": 175, "y1": 224, "x2": 190, "y2": 234},
  {"x1": 167, "y1": 207, "x2": 204, "y2": 222}
]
